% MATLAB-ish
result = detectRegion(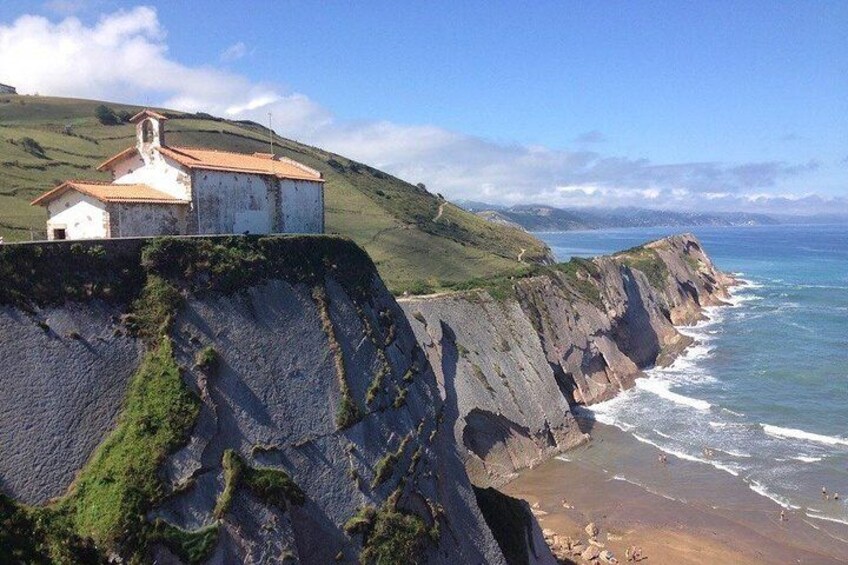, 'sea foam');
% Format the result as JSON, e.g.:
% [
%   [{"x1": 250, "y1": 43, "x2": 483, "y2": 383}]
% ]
[
  {"x1": 635, "y1": 379, "x2": 712, "y2": 411},
  {"x1": 762, "y1": 424, "x2": 848, "y2": 447}
]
